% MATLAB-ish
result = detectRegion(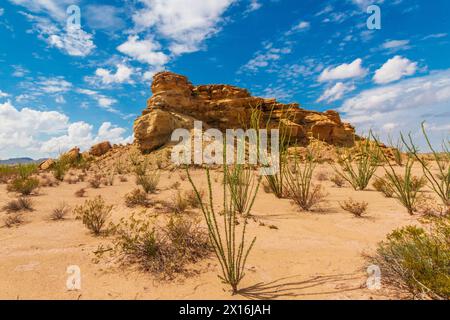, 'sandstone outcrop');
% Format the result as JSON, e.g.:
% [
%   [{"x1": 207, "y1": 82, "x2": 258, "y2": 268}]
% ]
[
  {"x1": 134, "y1": 72, "x2": 355, "y2": 152},
  {"x1": 90, "y1": 141, "x2": 112, "y2": 157}
]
